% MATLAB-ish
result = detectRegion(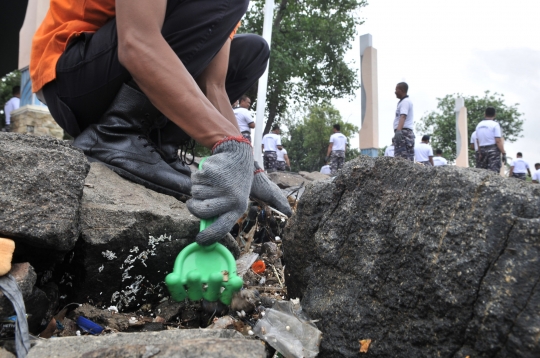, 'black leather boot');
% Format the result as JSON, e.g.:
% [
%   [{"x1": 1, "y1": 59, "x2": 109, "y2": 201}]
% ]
[
  {"x1": 150, "y1": 119, "x2": 193, "y2": 176},
  {"x1": 73, "y1": 83, "x2": 191, "y2": 201}
]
